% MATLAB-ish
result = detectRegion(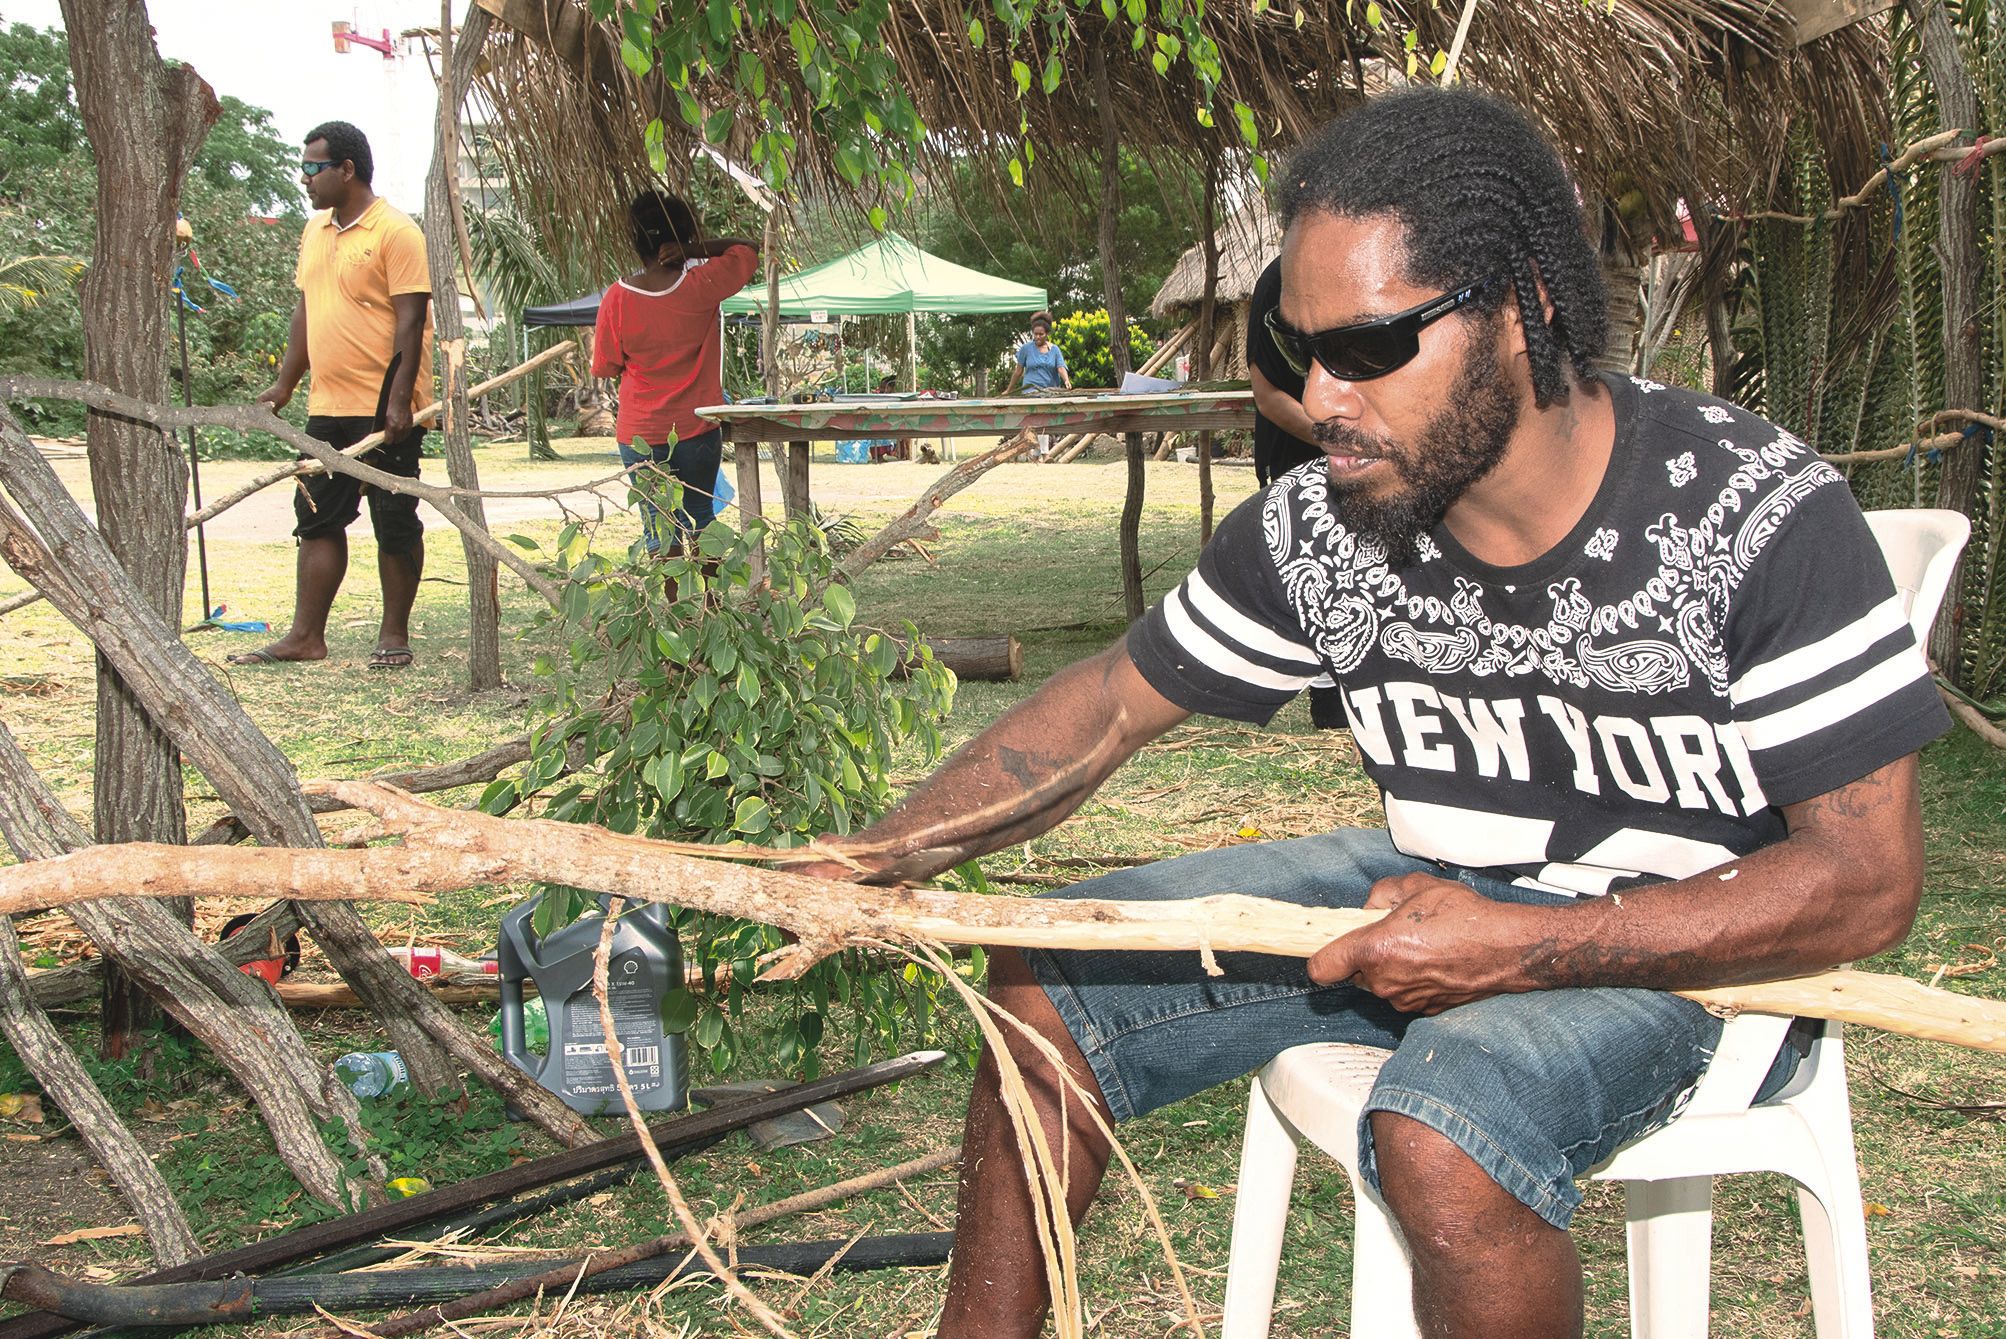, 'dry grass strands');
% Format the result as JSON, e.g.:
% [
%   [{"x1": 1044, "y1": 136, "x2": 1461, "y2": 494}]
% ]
[{"x1": 589, "y1": 902, "x2": 801, "y2": 1339}]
